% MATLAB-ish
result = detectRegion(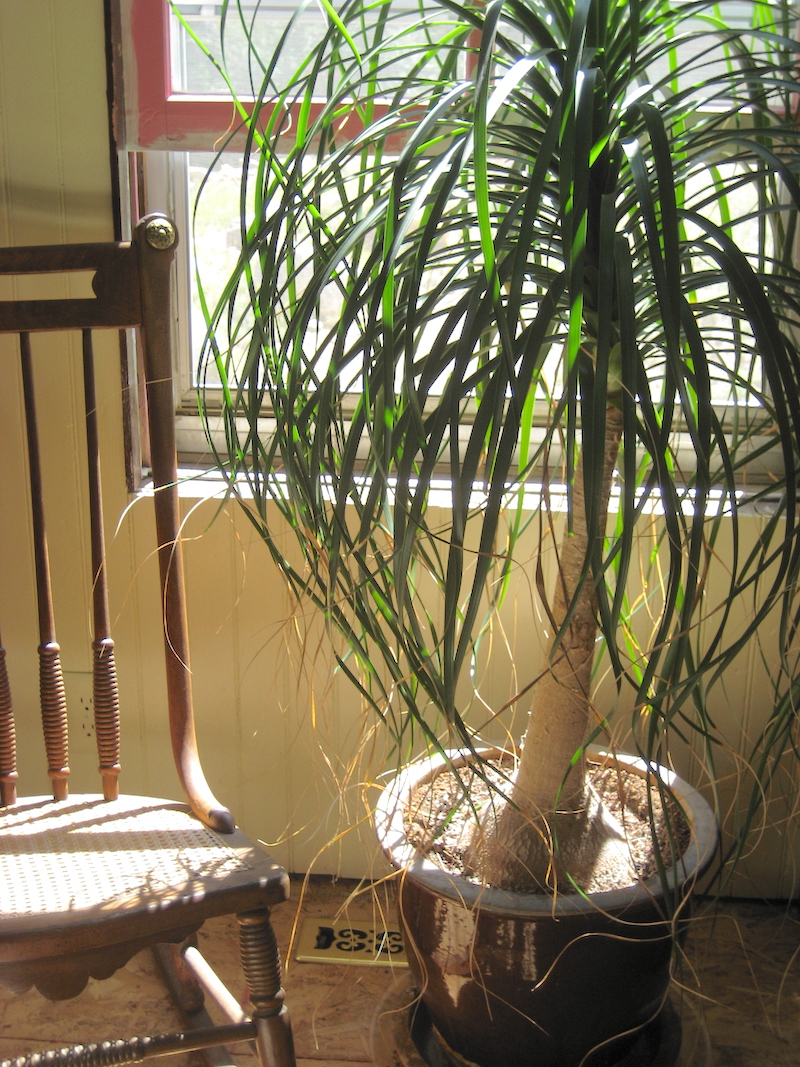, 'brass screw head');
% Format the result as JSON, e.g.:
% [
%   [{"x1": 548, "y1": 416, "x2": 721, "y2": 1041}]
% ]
[{"x1": 144, "y1": 217, "x2": 177, "y2": 250}]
